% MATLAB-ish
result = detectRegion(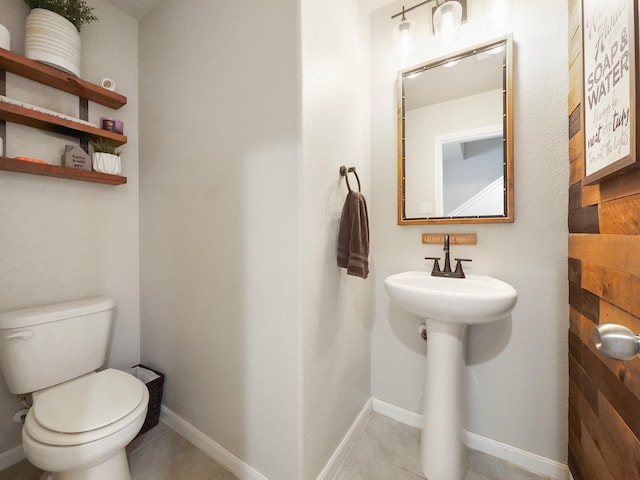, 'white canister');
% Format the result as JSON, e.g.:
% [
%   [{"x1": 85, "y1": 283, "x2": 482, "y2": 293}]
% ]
[{"x1": 0, "y1": 24, "x2": 10, "y2": 50}]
